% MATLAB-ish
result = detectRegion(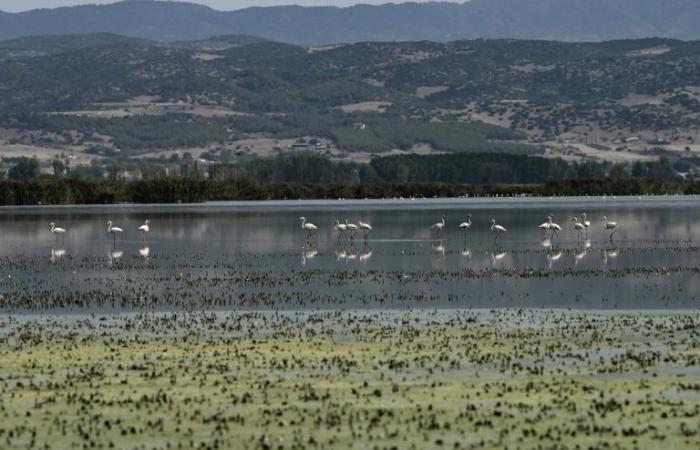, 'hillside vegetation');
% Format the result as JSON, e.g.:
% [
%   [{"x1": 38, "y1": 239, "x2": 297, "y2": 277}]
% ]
[{"x1": 2, "y1": 34, "x2": 700, "y2": 164}]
